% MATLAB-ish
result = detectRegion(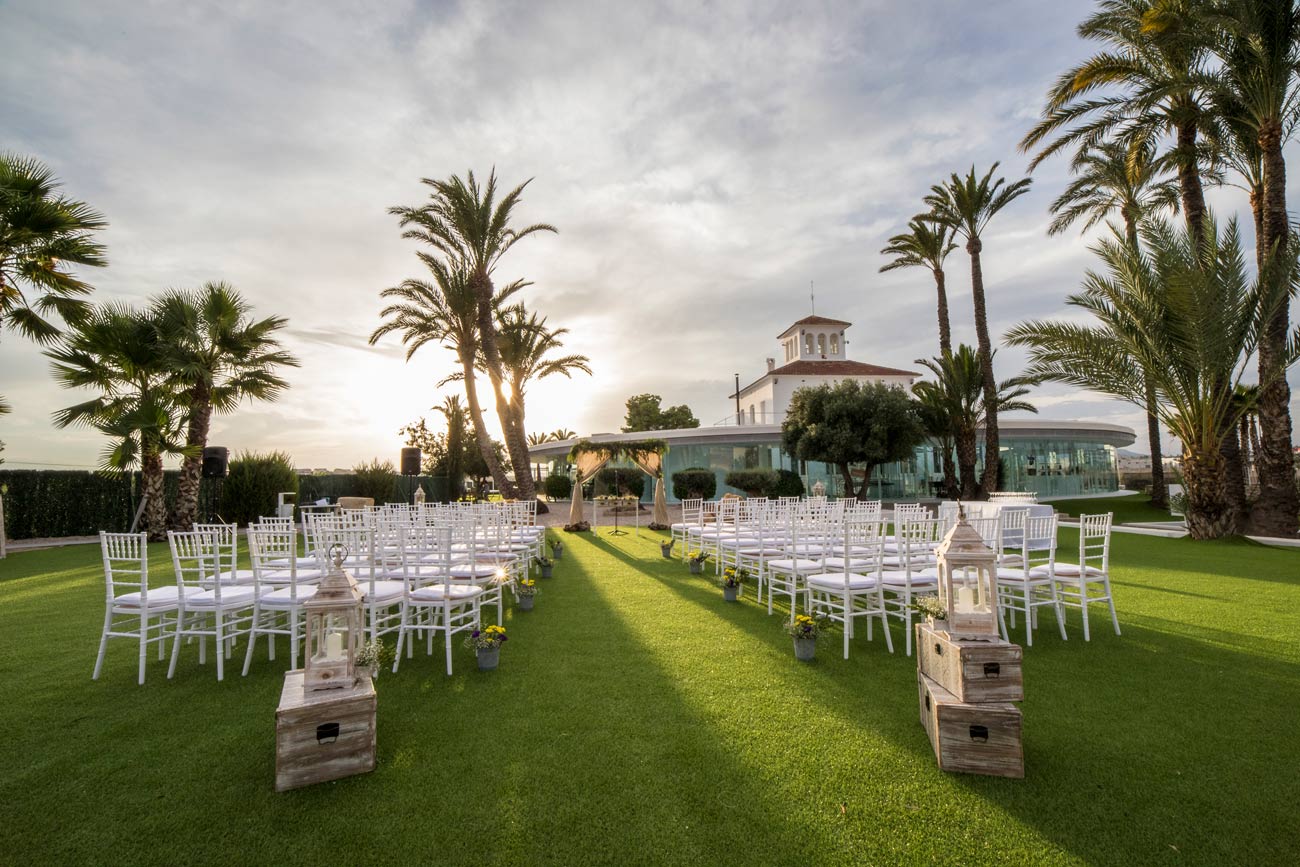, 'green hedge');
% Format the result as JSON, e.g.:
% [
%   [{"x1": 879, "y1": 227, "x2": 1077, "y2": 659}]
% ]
[
  {"x1": 671, "y1": 467, "x2": 717, "y2": 501},
  {"x1": 0, "y1": 469, "x2": 451, "y2": 539},
  {"x1": 542, "y1": 474, "x2": 573, "y2": 500}
]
